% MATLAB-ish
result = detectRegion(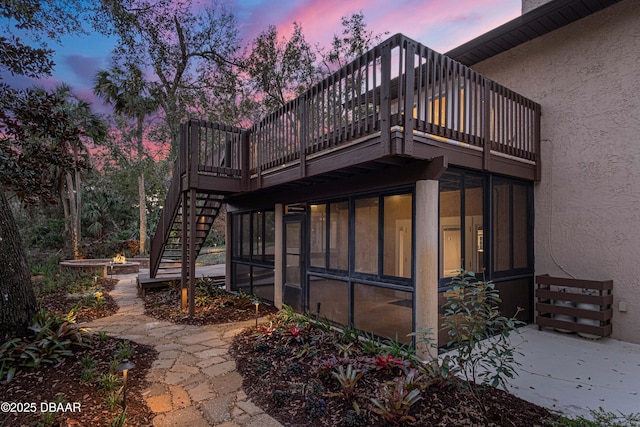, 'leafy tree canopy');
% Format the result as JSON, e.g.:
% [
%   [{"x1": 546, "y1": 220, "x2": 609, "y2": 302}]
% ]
[{"x1": 0, "y1": 85, "x2": 84, "y2": 205}]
